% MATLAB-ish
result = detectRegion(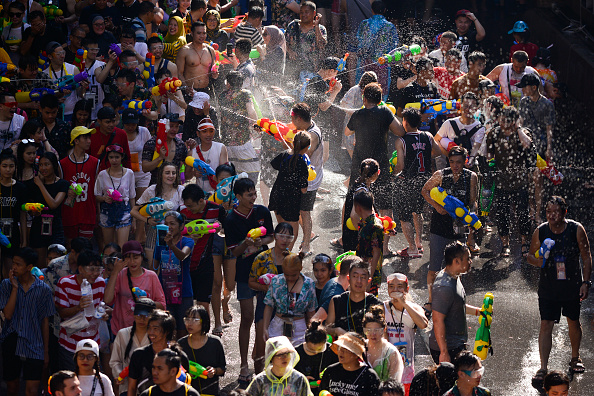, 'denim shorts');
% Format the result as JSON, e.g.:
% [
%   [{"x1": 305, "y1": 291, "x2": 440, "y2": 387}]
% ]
[
  {"x1": 212, "y1": 234, "x2": 235, "y2": 259},
  {"x1": 236, "y1": 281, "x2": 256, "y2": 301},
  {"x1": 99, "y1": 201, "x2": 132, "y2": 229}
]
